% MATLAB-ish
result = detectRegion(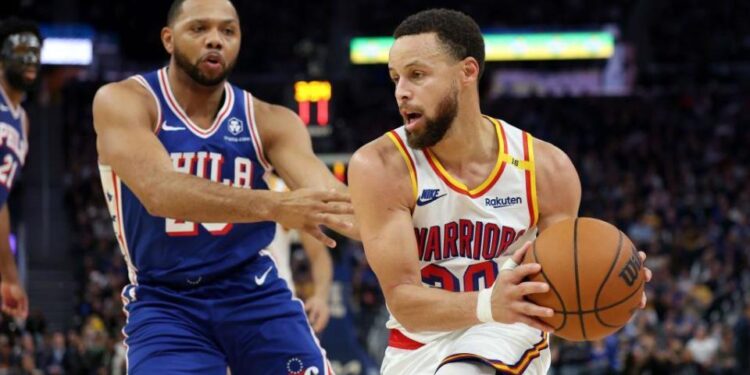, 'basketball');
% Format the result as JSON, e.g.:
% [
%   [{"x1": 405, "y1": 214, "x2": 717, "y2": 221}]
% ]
[{"x1": 522, "y1": 217, "x2": 645, "y2": 341}]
